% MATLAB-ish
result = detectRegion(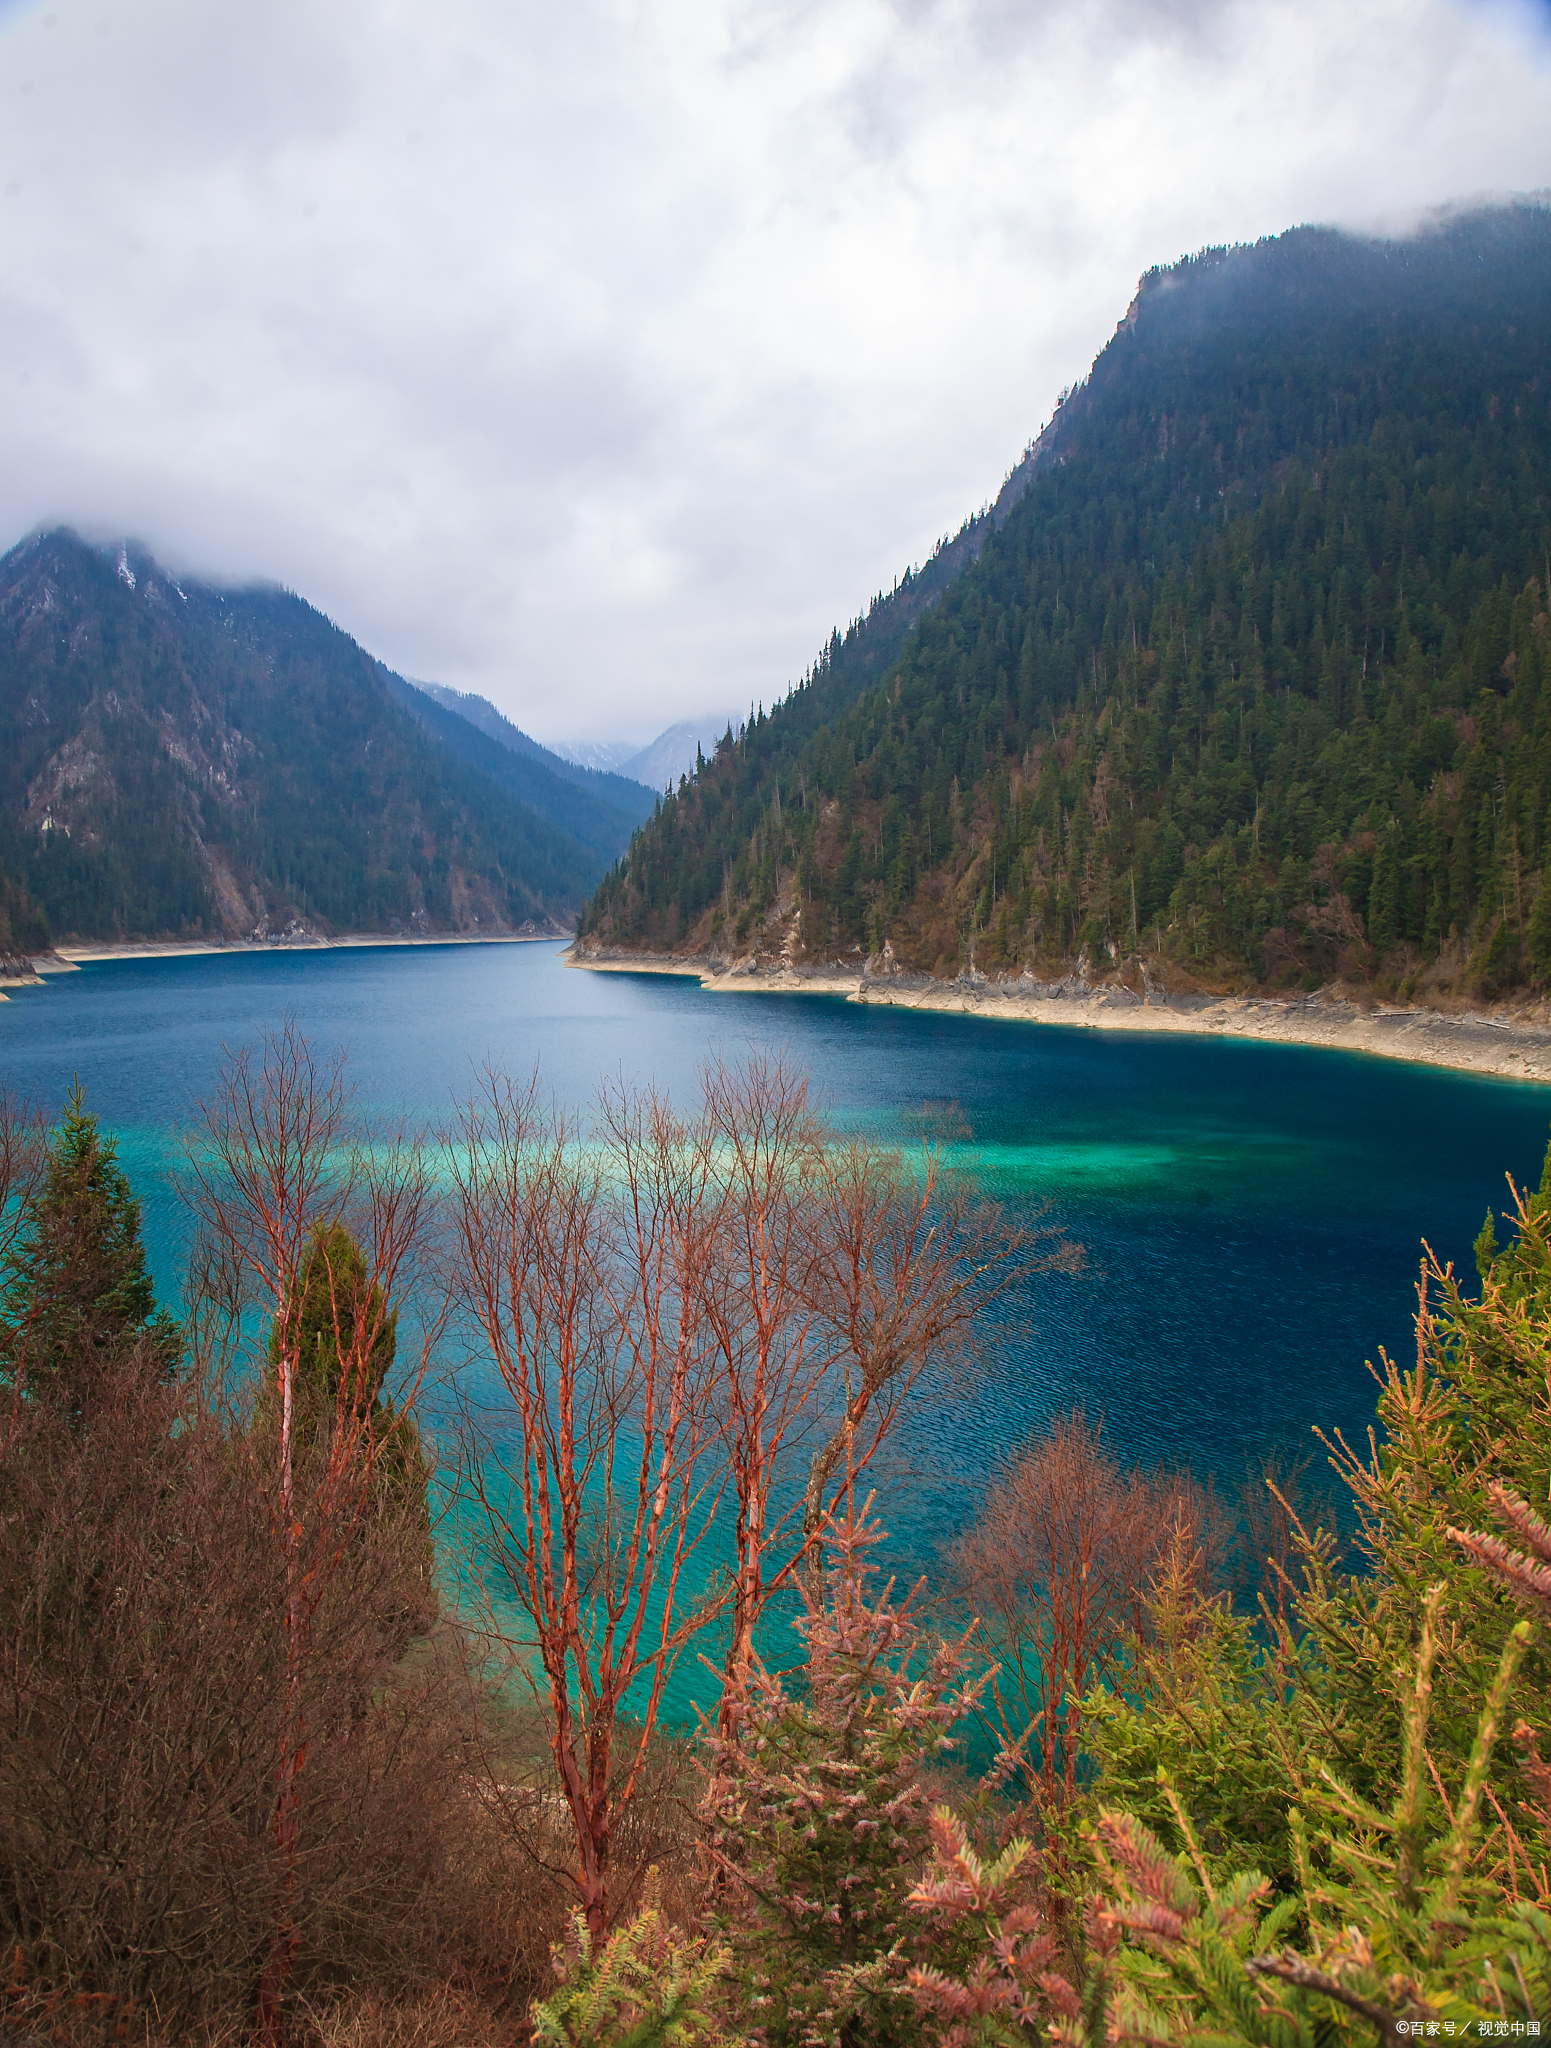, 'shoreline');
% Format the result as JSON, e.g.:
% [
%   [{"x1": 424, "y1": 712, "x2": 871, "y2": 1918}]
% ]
[
  {"x1": 565, "y1": 950, "x2": 1551, "y2": 1086},
  {"x1": 11, "y1": 931, "x2": 1549, "y2": 1085},
  {"x1": 0, "y1": 929, "x2": 566, "y2": 998}
]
